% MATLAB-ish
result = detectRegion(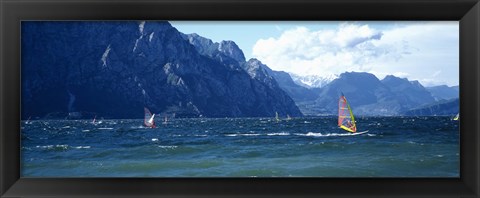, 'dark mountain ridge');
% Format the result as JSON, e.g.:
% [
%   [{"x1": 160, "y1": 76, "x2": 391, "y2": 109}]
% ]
[
  {"x1": 403, "y1": 98, "x2": 459, "y2": 116},
  {"x1": 381, "y1": 75, "x2": 436, "y2": 109},
  {"x1": 21, "y1": 21, "x2": 302, "y2": 119},
  {"x1": 426, "y1": 85, "x2": 459, "y2": 101}
]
